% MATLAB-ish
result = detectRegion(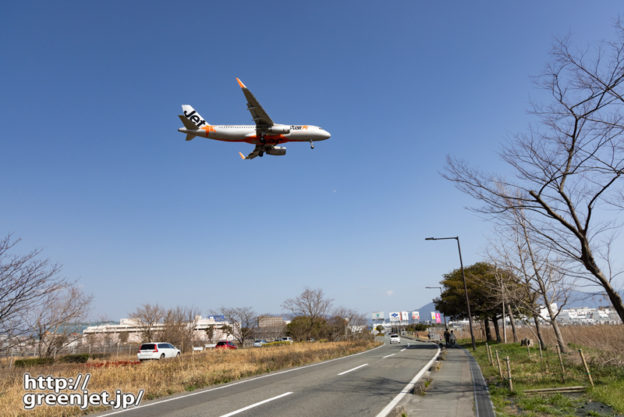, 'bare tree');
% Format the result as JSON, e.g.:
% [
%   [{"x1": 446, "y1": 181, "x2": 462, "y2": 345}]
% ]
[
  {"x1": 0, "y1": 235, "x2": 67, "y2": 350},
  {"x1": 282, "y1": 288, "x2": 333, "y2": 341},
  {"x1": 332, "y1": 307, "x2": 367, "y2": 339},
  {"x1": 131, "y1": 304, "x2": 164, "y2": 342},
  {"x1": 220, "y1": 307, "x2": 257, "y2": 347},
  {"x1": 30, "y1": 284, "x2": 92, "y2": 357},
  {"x1": 282, "y1": 288, "x2": 333, "y2": 321},
  {"x1": 491, "y1": 204, "x2": 570, "y2": 351},
  {"x1": 160, "y1": 306, "x2": 200, "y2": 352},
  {"x1": 445, "y1": 25, "x2": 624, "y2": 321}
]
